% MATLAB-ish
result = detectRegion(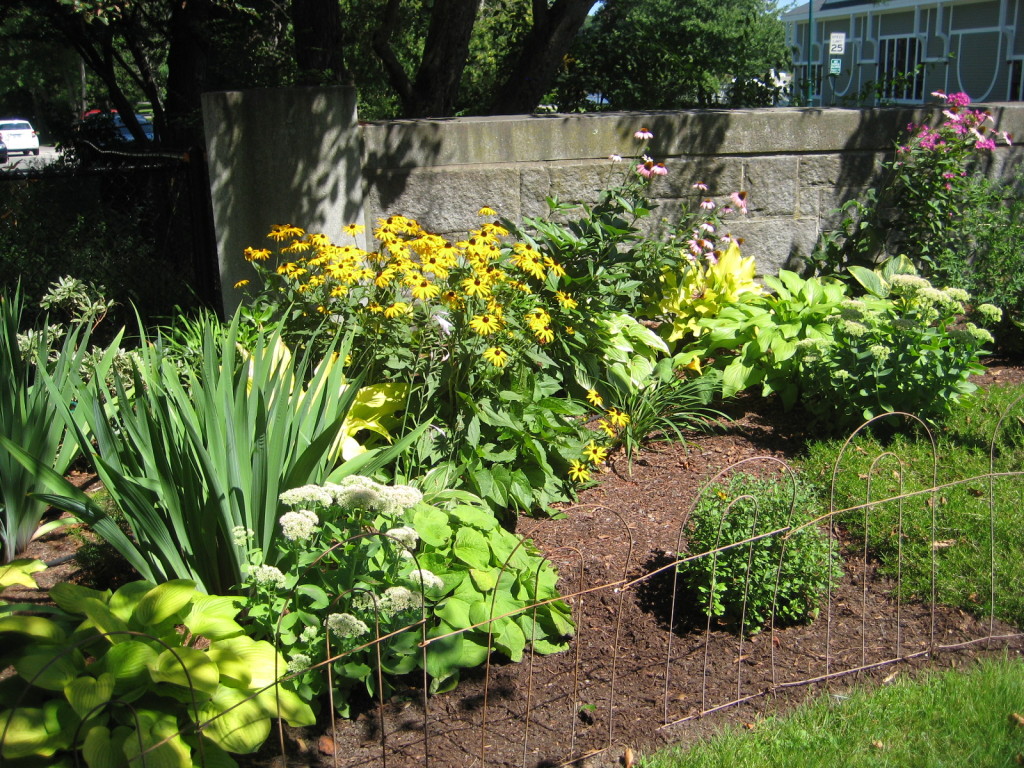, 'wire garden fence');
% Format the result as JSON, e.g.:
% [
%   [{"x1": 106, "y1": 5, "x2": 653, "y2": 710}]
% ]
[{"x1": 4, "y1": 411, "x2": 1024, "y2": 768}]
